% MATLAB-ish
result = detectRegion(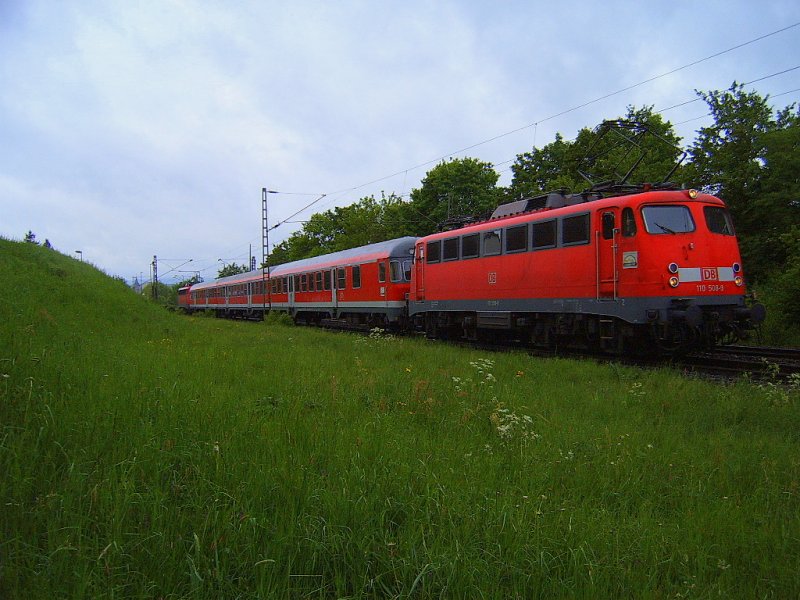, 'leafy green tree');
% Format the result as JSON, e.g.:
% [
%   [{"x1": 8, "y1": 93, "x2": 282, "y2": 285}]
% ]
[
  {"x1": 217, "y1": 262, "x2": 249, "y2": 278},
  {"x1": 683, "y1": 83, "x2": 799, "y2": 282},
  {"x1": 409, "y1": 157, "x2": 501, "y2": 234},
  {"x1": 509, "y1": 106, "x2": 682, "y2": 199}
]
